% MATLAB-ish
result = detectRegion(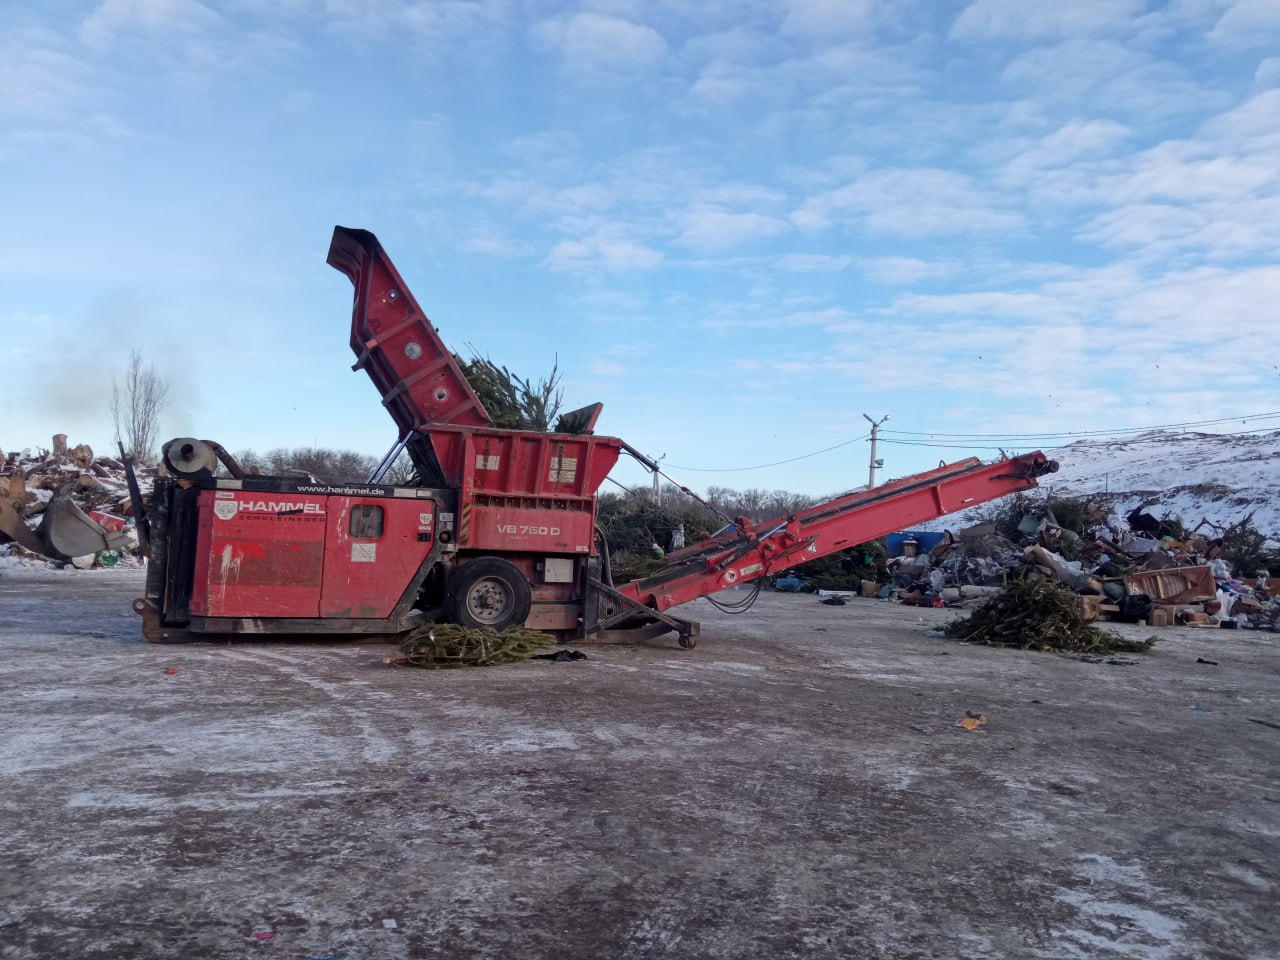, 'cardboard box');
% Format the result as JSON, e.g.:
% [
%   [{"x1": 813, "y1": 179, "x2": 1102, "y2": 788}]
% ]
[
  {"x1": 860, "y1": 579, "x2": 878, "y2": 598},
  {"x1": 1150, "y1": 607, "x2": 1173, "y2": 627},
  {"x1": 1074, "y1": 595, "x2": 1101, "y2": 622}
]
